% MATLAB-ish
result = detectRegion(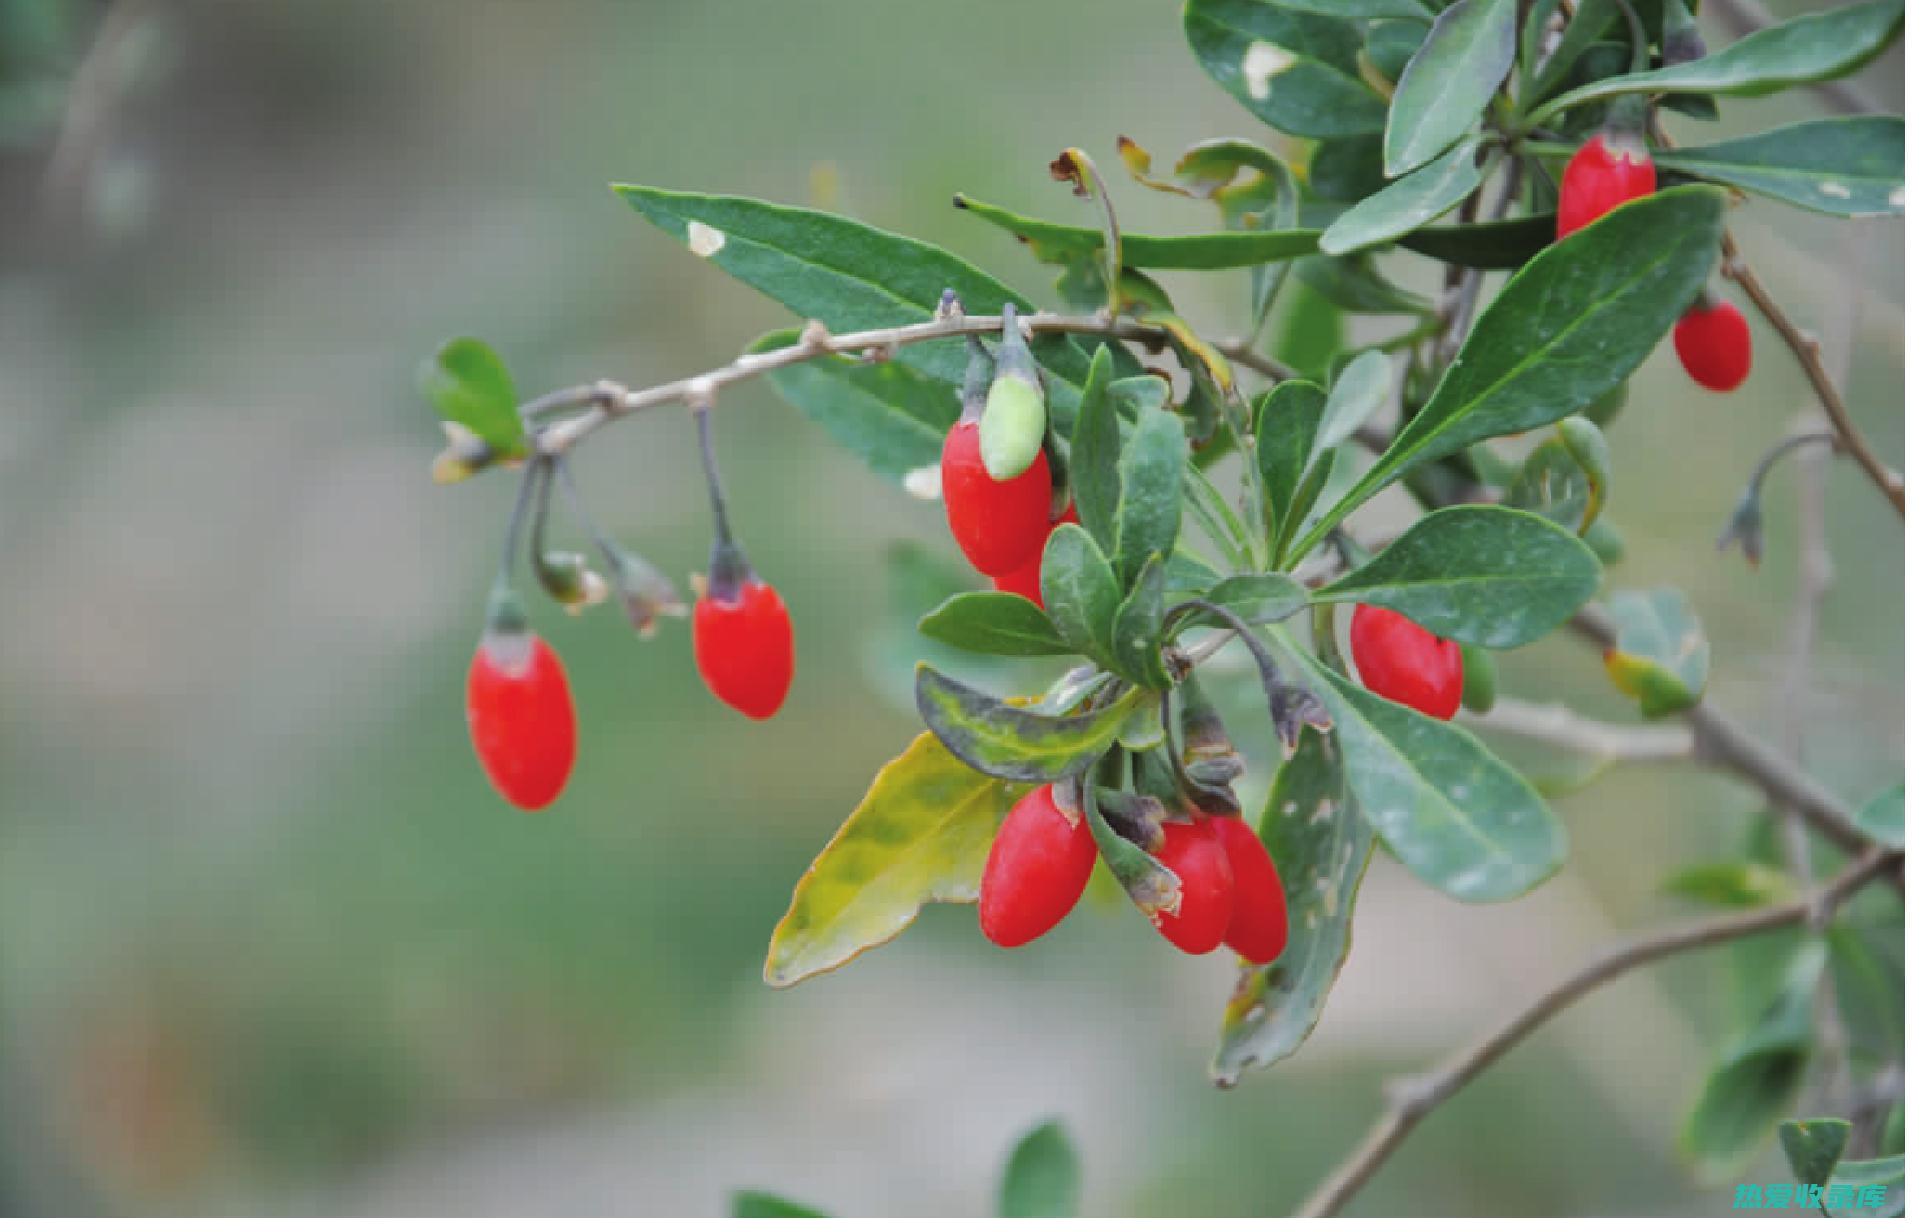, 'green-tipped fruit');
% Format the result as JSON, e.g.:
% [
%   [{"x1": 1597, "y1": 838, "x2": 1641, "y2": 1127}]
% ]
[{"x1": 980, "y1": 372, "x2": 1047, "y2": 481}]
